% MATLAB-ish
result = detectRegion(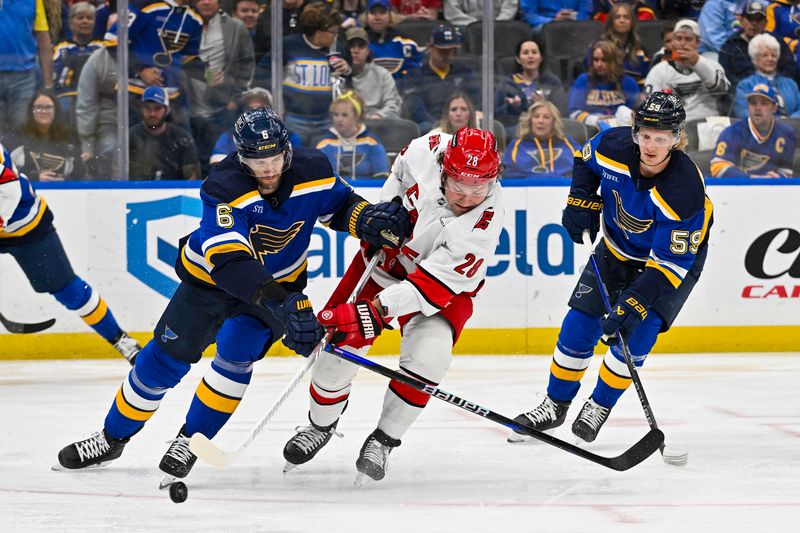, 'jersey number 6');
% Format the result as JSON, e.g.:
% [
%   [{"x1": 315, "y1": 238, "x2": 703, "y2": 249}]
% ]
[{"x1": 216, "y1": 204, "x2": 234, "y2": 228}]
